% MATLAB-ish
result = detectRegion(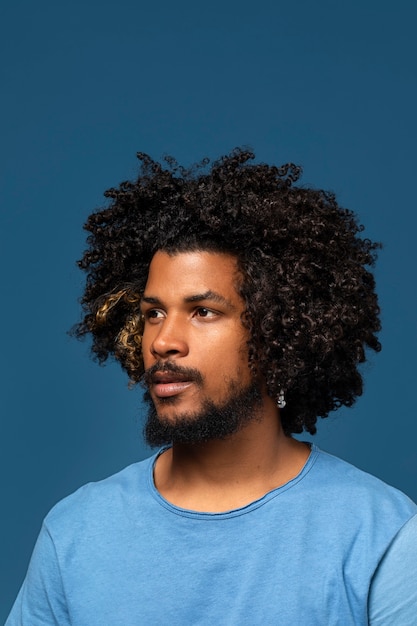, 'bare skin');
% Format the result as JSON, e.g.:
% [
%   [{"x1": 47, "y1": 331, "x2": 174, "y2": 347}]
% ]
[{"x1": 141, "y1": 250, "x2": 310, "y2": 513}]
